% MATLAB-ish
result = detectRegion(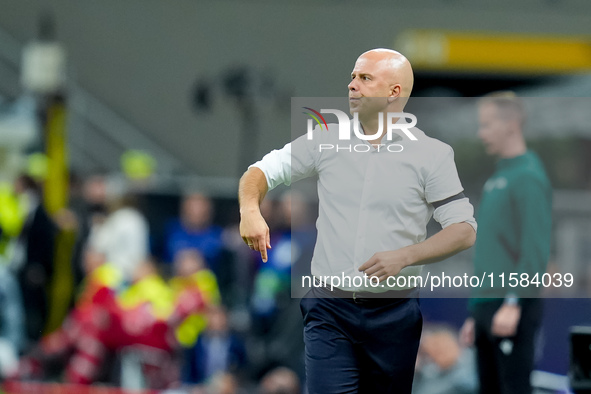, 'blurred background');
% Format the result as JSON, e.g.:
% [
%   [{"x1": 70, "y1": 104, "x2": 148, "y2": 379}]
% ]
[{"x1": 0, "y1": 0, "x2": 590, "y2": 393}]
